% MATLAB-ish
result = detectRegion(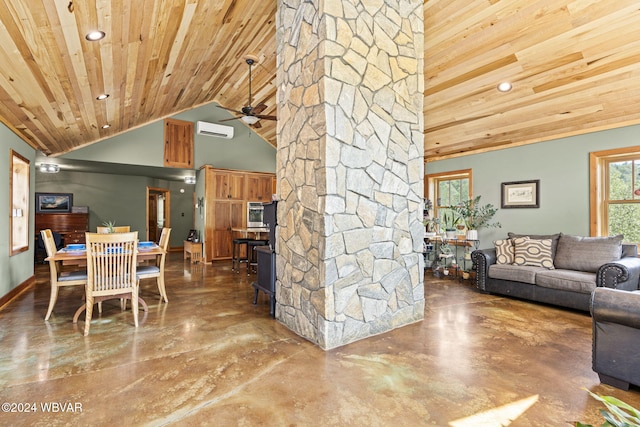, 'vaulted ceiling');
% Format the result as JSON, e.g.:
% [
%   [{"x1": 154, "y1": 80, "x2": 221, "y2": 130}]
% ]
[{"x1": 0, "y1": 1, "x2": 639, "y2": 163}]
